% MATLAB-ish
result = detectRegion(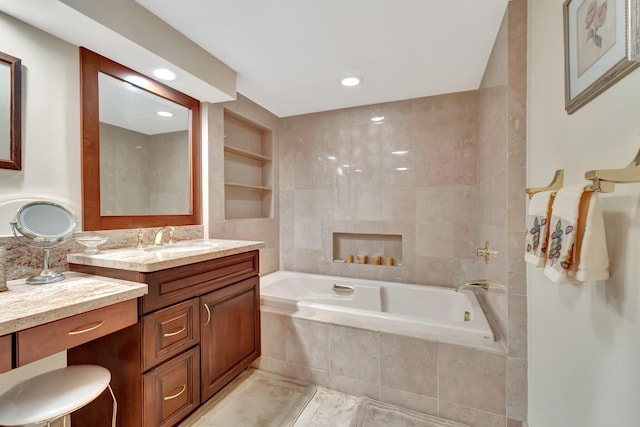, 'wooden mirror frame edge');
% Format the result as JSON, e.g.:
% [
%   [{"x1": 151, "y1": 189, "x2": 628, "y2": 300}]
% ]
[
  {"x1": 80, "y1": 47, "x2": 201, "y2": 231},
  {"x1": 0, "y1": 51, "x2": 22, "y2": 170}
]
